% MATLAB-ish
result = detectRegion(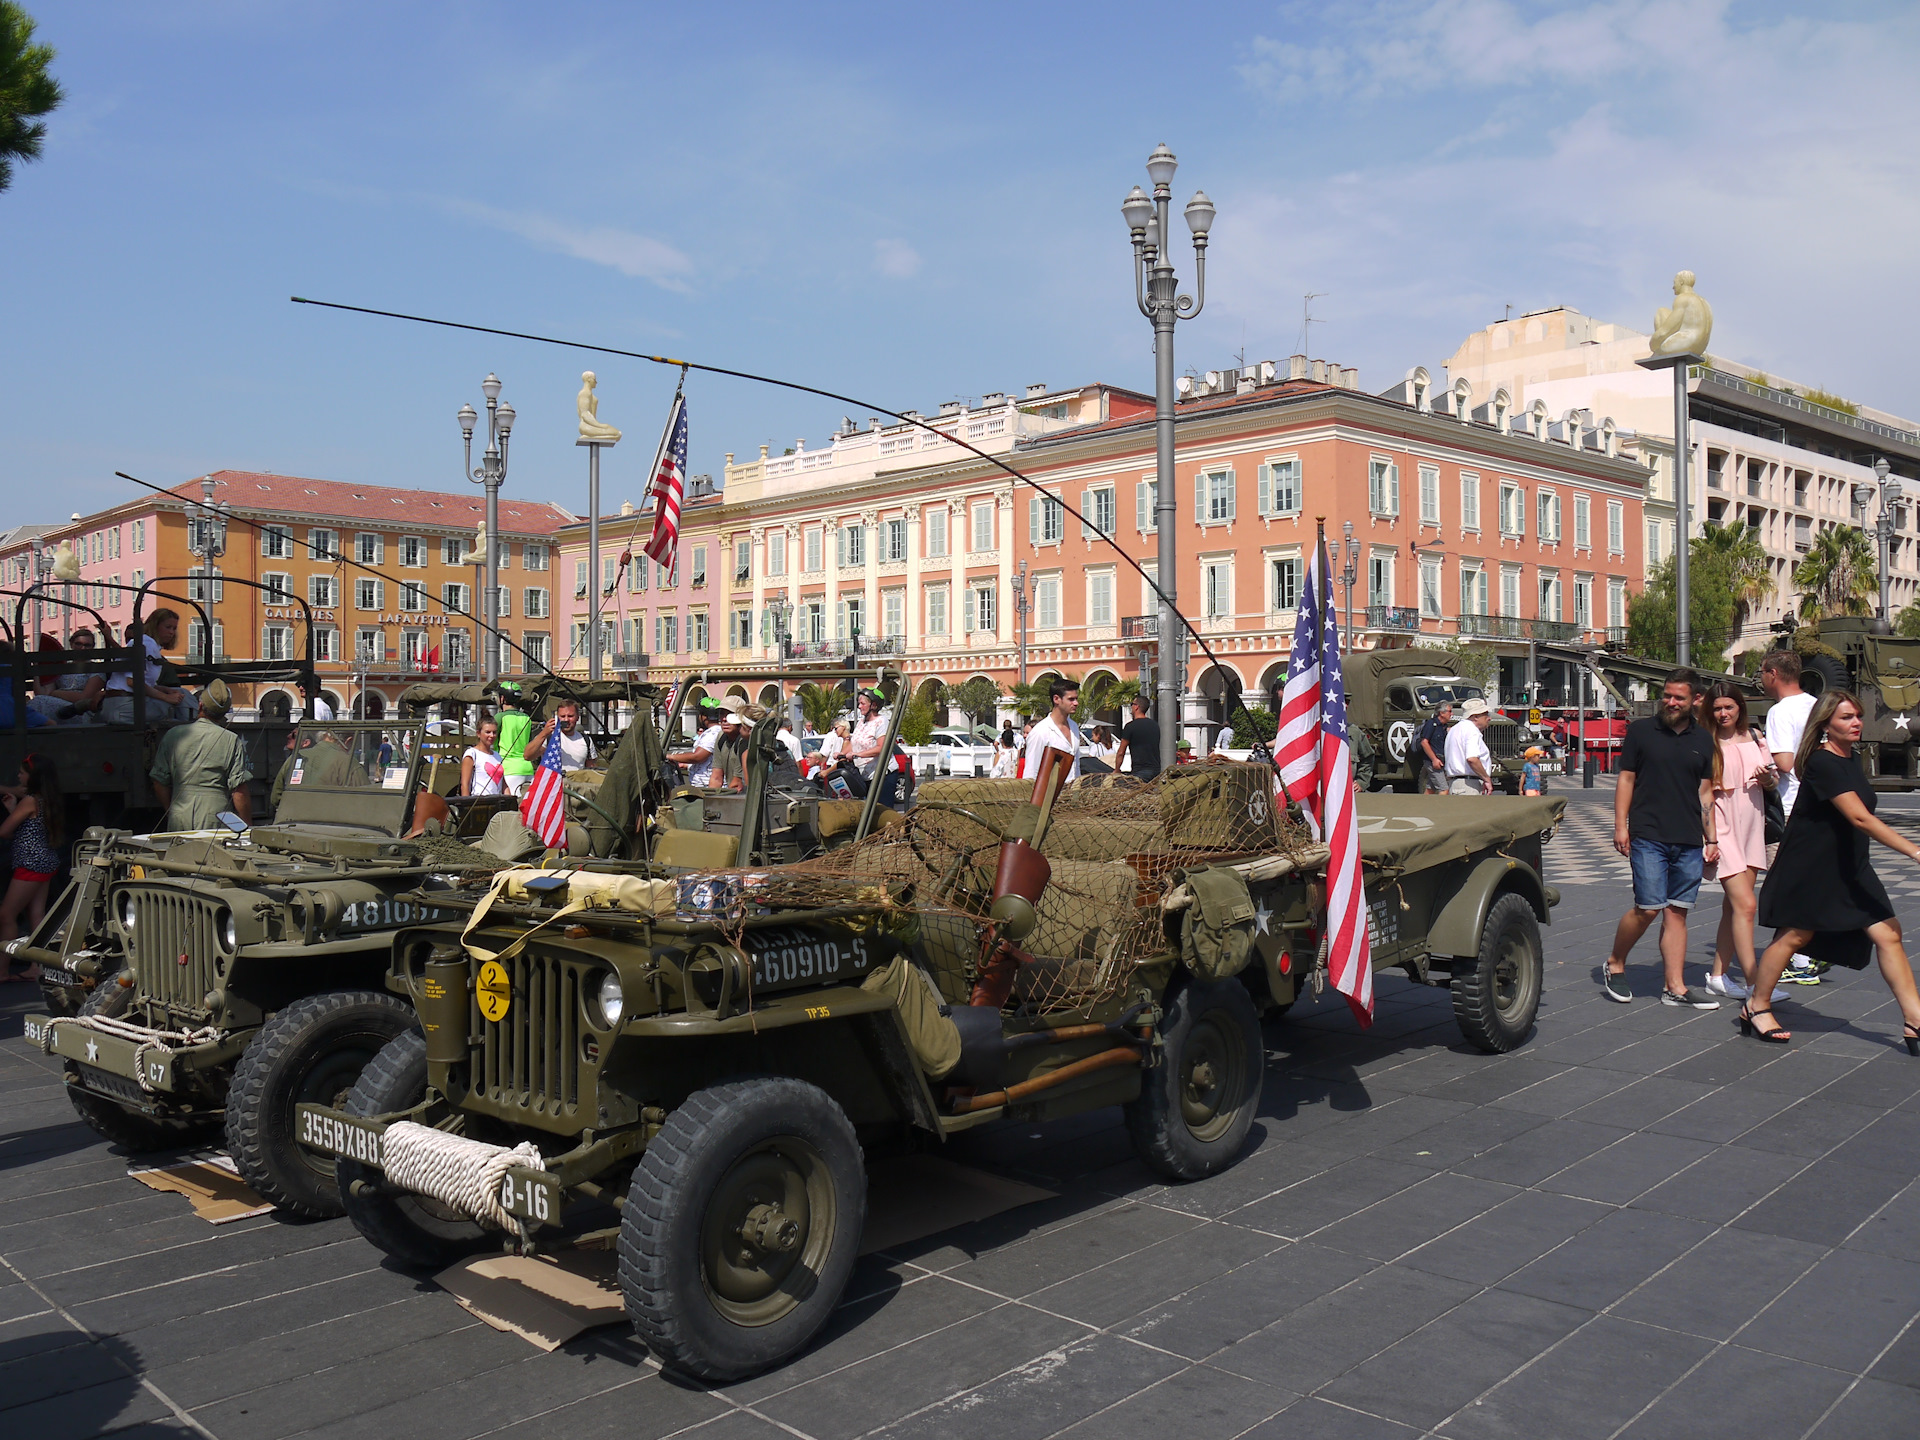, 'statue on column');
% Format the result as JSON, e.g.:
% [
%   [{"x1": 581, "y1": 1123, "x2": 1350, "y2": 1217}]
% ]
[
  {"x1": 1650, "y1": 271, "x2": 1713, "y2": 356},
  {"x1": 576, "y1": 372, "x2": 622, "y2": 443}
]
